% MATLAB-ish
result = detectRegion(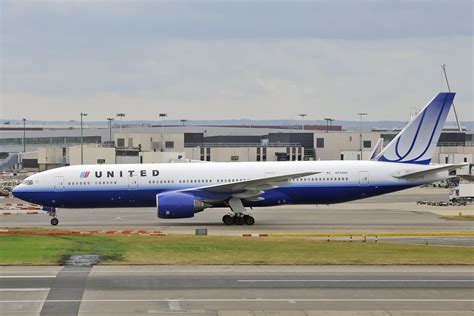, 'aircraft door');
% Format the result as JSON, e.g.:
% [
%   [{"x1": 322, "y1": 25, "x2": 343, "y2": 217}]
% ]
[
  {"x1": 359, "y1": 171, "x2": 369, "y2": 186},
  {"x1": 128, "y1": 175, "x2": 139, "y2": 190},
  {"x1": 54, "y1": 176, "x2": 65, "y2": 192}
]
